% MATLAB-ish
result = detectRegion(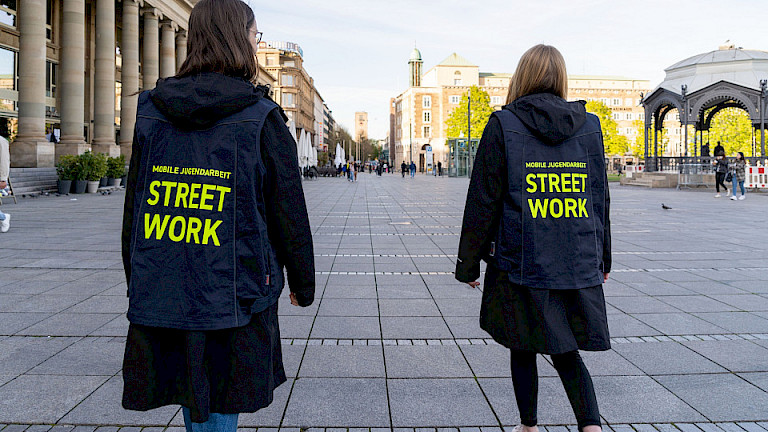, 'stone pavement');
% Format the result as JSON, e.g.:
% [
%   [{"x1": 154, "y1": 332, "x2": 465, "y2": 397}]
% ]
[{"x1": 0, "y1": 173, "x2": 767, "y2": 431}]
